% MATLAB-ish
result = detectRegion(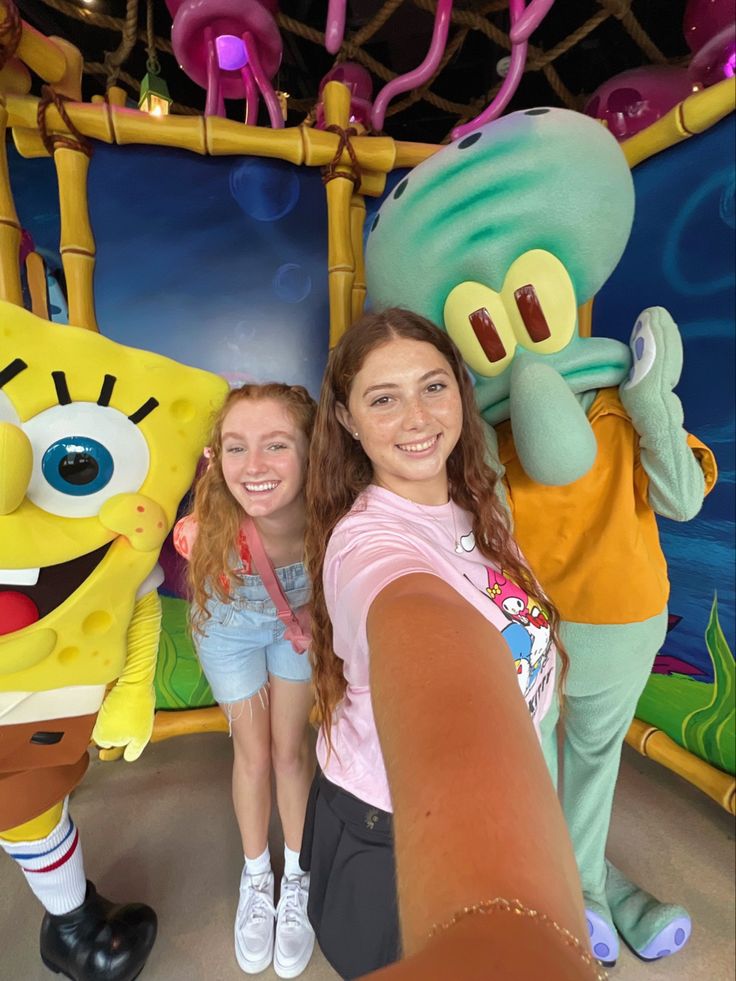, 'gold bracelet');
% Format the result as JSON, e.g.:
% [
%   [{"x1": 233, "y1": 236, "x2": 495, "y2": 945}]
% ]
[{"x1": 428, "y1": 897, "x2": 609, "y2": 981}]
